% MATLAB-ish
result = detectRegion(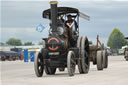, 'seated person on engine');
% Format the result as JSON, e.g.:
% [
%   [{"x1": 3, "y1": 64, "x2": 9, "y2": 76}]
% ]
[{"x1": 65, "y1": 15, "x2": 78, "y2": 29}]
